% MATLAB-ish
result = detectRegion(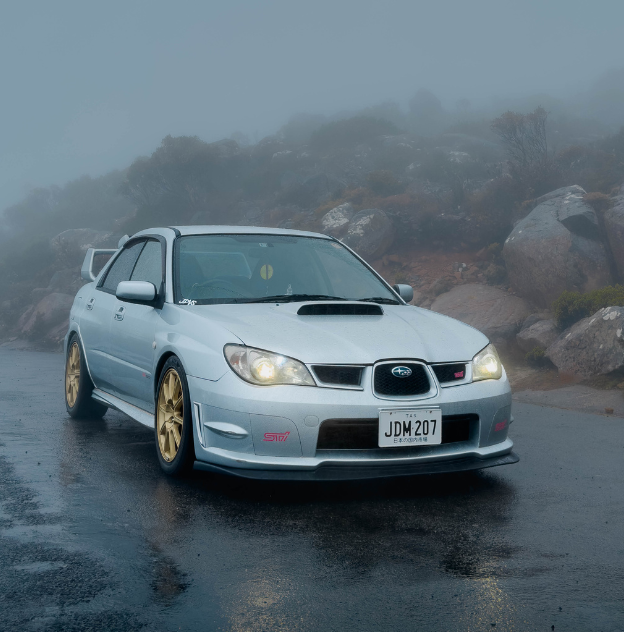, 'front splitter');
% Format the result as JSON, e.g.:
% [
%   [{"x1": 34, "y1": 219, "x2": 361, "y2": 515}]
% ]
[{"x1": 193, "y1": 451, "x2": 519, "y2": 481}]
